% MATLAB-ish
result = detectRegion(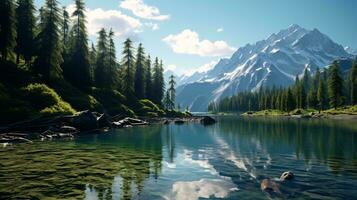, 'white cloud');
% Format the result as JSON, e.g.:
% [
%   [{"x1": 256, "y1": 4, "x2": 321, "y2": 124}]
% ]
[
  {"x1": 217, "y1": 28, "x2": 224, "y2": 32},
  {"x1": 165, "y1": 64, "x2": 177, "y2": 72},
  {"x1": 145, "y1": 22, "x2": 159, "y2": 30},
  {"x1": 66, "y1": 5, "x2": 142, "y2": 38},
  {"x1": 163, "y1": 29, "x2": 235, "y2": 57},
  {"x1": 120, "y1": 0, "x2": 170, "y2": 21},
  {"x1": 168, "y1": 179, "x2": 238, "y2": 200}
]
